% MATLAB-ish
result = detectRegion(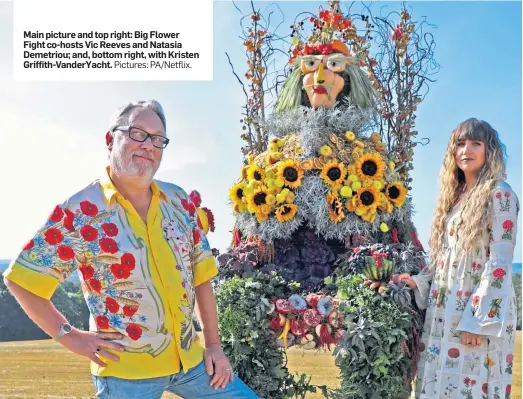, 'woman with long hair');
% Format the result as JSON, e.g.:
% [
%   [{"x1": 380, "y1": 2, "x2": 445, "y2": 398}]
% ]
[{"x1": 392, "y1": 118, "x2": 519, "y2": 398}]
